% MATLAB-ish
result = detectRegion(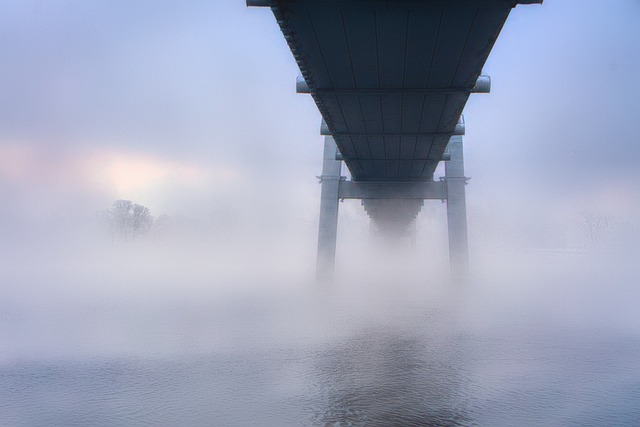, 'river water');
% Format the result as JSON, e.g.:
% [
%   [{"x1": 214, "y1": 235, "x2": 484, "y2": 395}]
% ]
[{"x1": 1, "y1": 252, "x2": 639, "y2": 426}]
